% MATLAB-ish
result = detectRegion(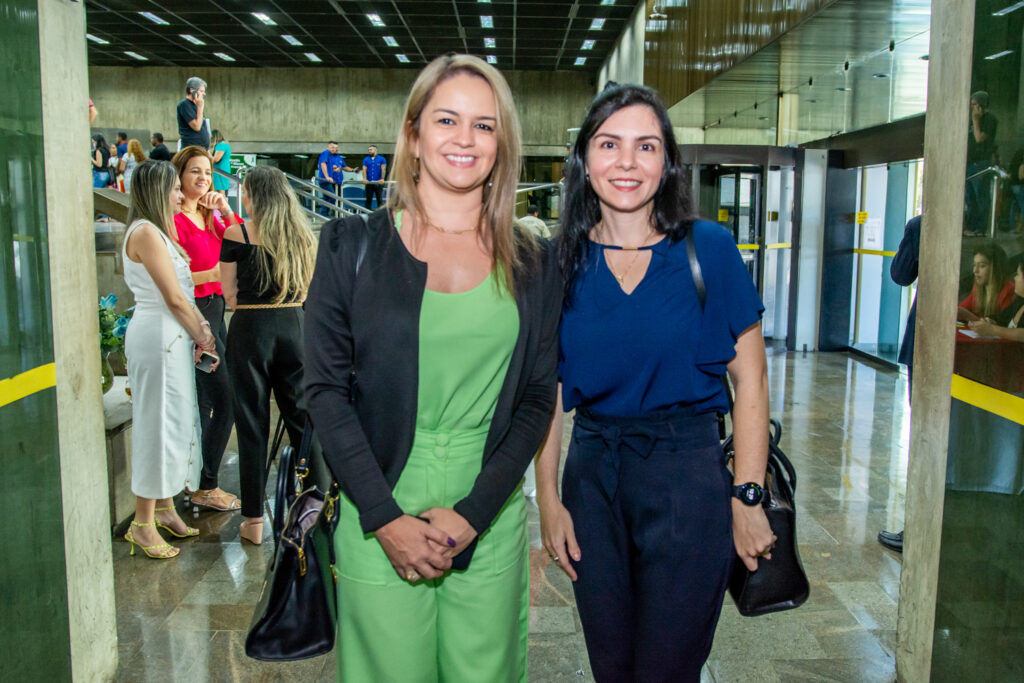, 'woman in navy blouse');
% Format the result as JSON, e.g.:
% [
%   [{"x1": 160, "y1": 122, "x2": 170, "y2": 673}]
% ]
[{"x1": 536, "y1": 83, "x2": 775, "y2": 682}]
